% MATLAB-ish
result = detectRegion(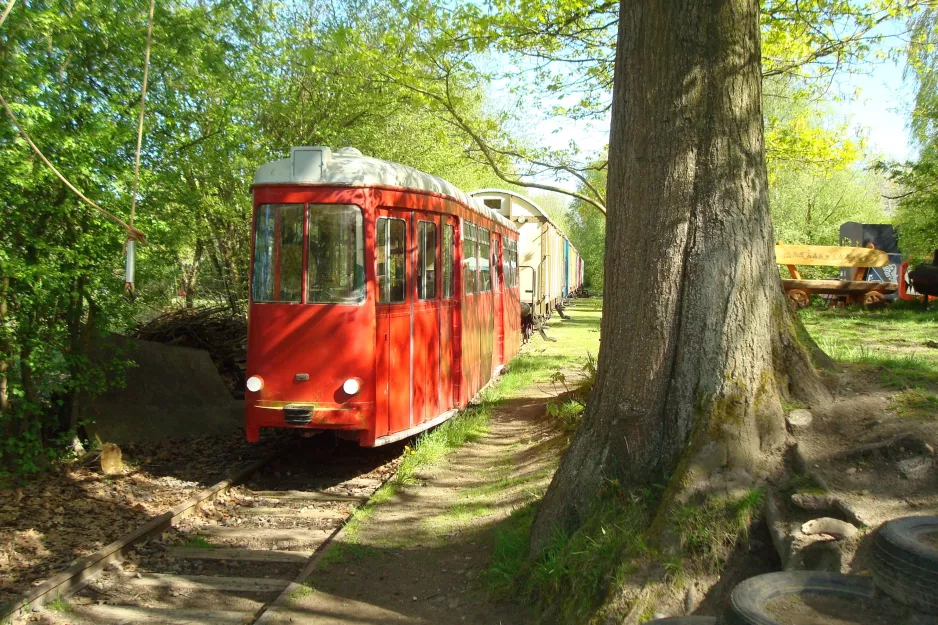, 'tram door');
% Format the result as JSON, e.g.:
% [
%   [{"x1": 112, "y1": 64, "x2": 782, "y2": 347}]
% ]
[
  {"x1": 413, "y1": 212, "x2": 441, "y2": 425},
  {"x1": 376, "y1": 209, "x2": 412, "y2": 435},
  {"x1": 492, "y1": 234, "x2": 505, "y2": 366},
  {"x1": 439, "y1": 216, "x2": 458, "y2": 411}
]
